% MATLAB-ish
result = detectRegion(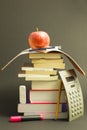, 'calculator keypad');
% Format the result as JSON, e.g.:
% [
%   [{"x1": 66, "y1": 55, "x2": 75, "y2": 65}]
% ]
[
  {"x1": 59, "y1": 69, "x2": 84, "y2": 121},
  {"x1": 68, "y1": 89, "x2": 83, "y2": 119}
]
